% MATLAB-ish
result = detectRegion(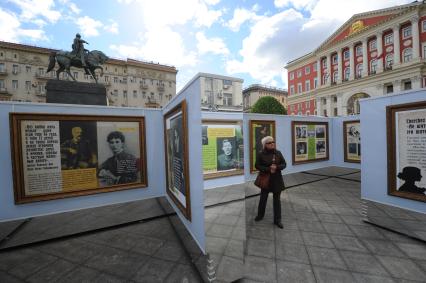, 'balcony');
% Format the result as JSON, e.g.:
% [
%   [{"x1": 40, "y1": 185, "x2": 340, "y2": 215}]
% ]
[
  {"x1": 35, "y1": 72, "x2": 54, "y2": 80},
  {"x1": 36, "y1": 90, "x2": 46, "y2": 97},
  {"x1": 157, "y1": 84, "x2": 165, "y2": 91},
  {"x1": 0, "y1": 69, "x2": 7, "y2": 76},
  {"x1": 140, "y1": 82, "x2": 149, "y2": 89},
  {"x1": 101, "y1": 81, "x2": 111, "y2": 87},
  {"x1": 145, "y1": 97, "x2": 160, "y2": 108},
  {"x1": 0, "y1": 88, "x2": 10, "y2": 95}
]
